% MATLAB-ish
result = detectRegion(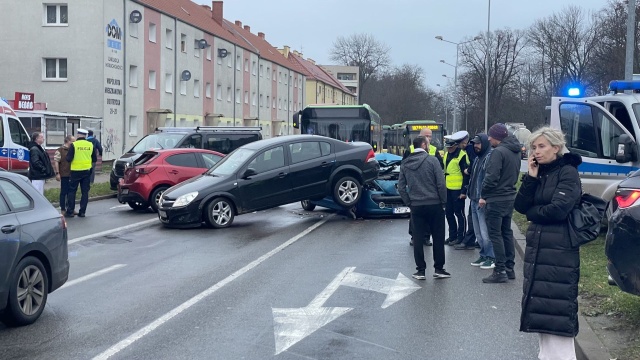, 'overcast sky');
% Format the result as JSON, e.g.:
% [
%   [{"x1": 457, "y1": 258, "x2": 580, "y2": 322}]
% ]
[{"x1": 194, "y1": 0, "x2": 610, "y2": 89}]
